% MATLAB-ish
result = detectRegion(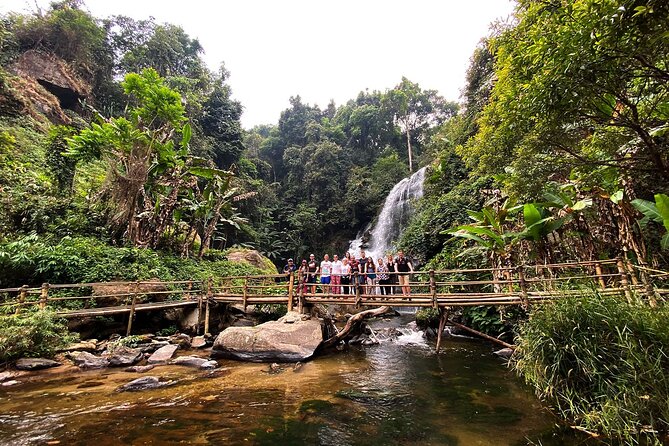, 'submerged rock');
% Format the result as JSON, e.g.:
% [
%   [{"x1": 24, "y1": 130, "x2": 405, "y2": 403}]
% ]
[
  {"x1": 125, "y1": 365, "x2": 156, "y2": 373},
  {"x1": 147, "y1": 344, "x2": 179, "y2": 363},
  {"x1": 199, "y1": 360, "x2": 218, "y2": 370},
  {"x1": 116, "y1": 376, "x2": 174, "y2": 392},
  {"x1": 70, "y1": 351, "x2": 109, "y2": 369},
  {"x1": 493, "y1": 348, "x2": 514, "y2": 359},
  {"x1": 15, "y1": 358, "x2": 61, "y2": 371},
  {"x1": 212, "y1": 311, "x2": 324, "y2": 362},
  {"x1": 171, "y1": 356, "x2": 207, "y2": 368}
]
